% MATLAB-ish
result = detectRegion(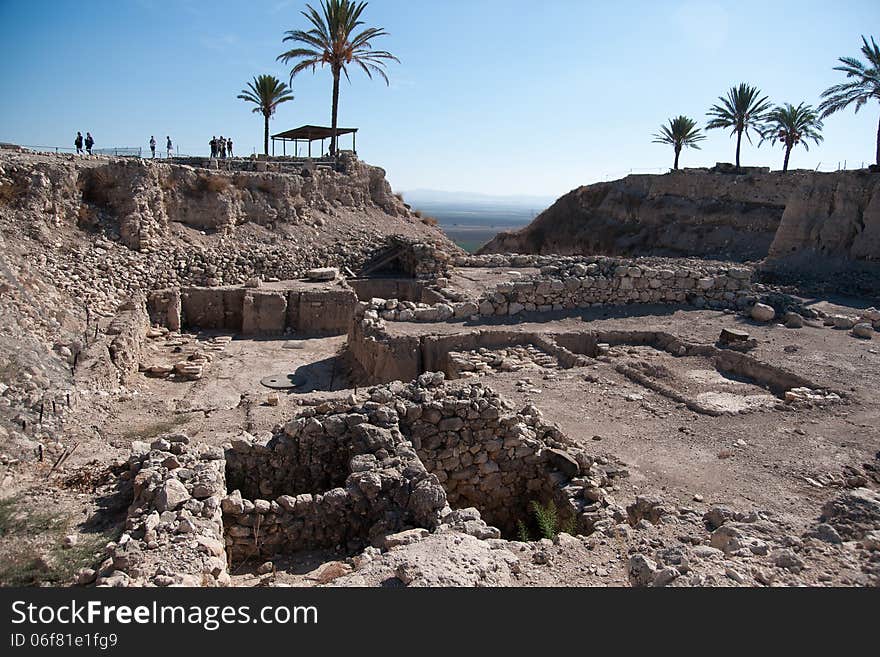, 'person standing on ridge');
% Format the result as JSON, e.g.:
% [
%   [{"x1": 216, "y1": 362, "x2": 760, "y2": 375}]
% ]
[
  {"x1": 166, "y1": 136, "x2": 173, "y2": 158},
  {"x1": 84, "y1": 132, "x2": 94, "y2": 155},
  {"x1": 149, "y1": 136, "x2": 156, "y2": 158},
  {"x1": 227, "y1": 137, "x2": 233, "y2": 158},
  {"x1": 210, "y1": 136, "x2": 217, "y2": 158},
  {"x1": 74, "y1": 132, "x2": 83, "y2": 154},
  {"x1": 219, "y1": 135, "x2": 226, "y2": 159}
]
